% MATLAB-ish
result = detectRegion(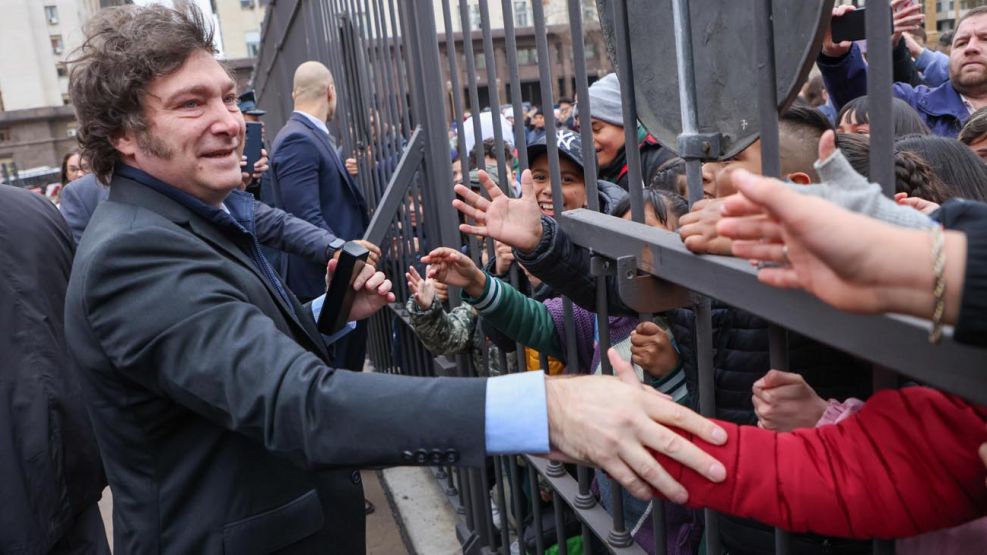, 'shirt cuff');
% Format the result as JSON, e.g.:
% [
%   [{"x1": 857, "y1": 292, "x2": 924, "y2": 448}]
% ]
[
  {"x1": 484, "y1": 371, "x2": 550, "y2": 455},
  {"x1": 310, "y1": 294, "x2": 357, "y2": 345}
]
